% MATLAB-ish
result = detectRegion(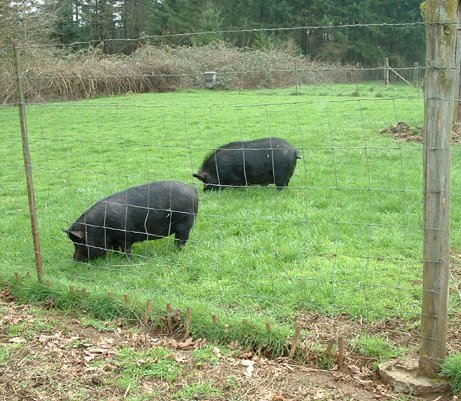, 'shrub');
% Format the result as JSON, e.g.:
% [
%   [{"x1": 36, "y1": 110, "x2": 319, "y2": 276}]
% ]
[{"x1": 1, "y1": 42, "x2": 354, "y2": 103}]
